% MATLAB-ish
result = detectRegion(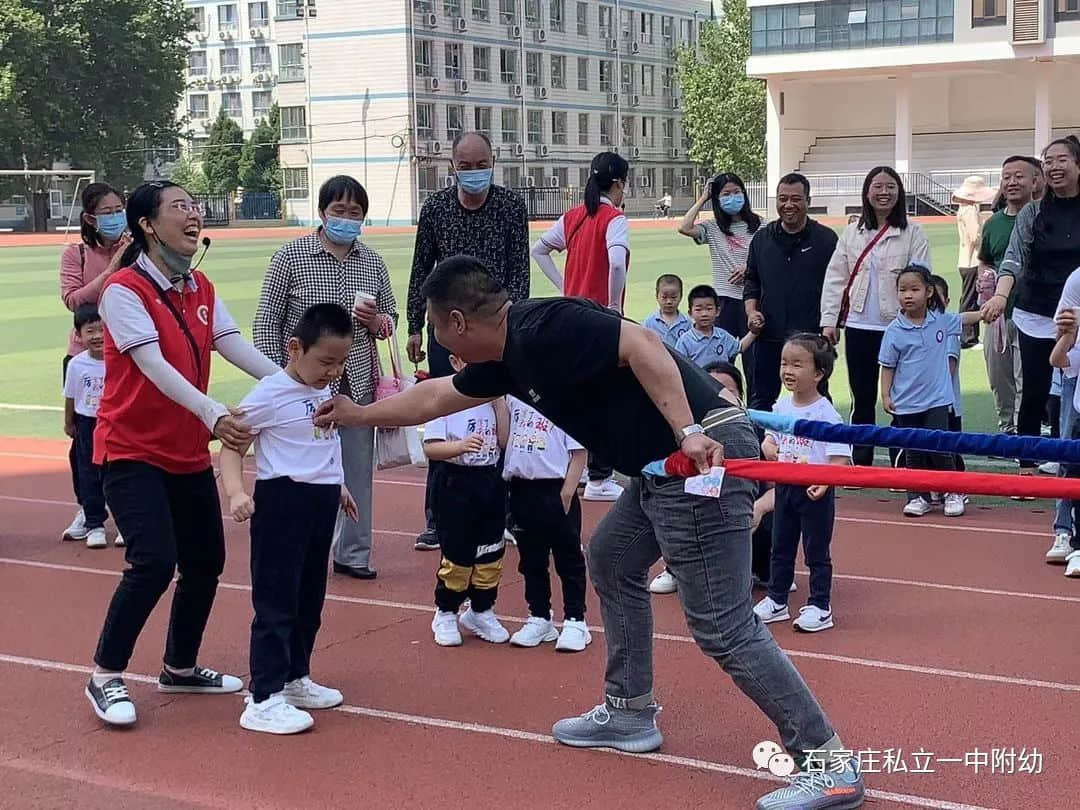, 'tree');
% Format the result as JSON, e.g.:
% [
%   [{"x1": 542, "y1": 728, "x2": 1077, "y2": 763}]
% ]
[
  {"x1": 238, "y1": 104, "x2": 281, "y2": 193},
  {"x1": 167, "y1": 154, "x2": 209, "y2": 195},
  {"x1": 676, "y1": 0, "x2": 766, "y2": 181},
  {"x1": 202, "y1": 110, "x2": 244, "y2": 194},
  {"x1": 0, "y1": 0, "x2": 192, "y2": 228}
]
